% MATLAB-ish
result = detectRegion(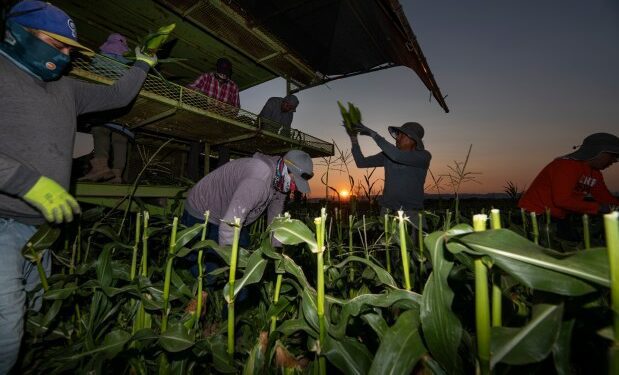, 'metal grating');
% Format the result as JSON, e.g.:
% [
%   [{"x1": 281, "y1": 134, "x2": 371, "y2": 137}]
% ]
[
  {"x1": 70, "y1": 55, "x2": 334, "y2": 156},
  {"x1": 188, "y1": 2, "x2": 276, "y2": 60}
]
